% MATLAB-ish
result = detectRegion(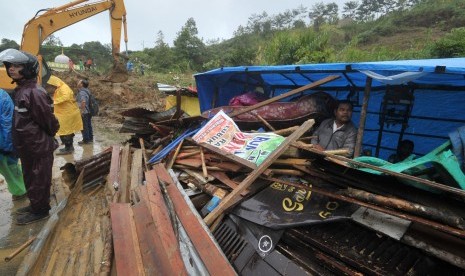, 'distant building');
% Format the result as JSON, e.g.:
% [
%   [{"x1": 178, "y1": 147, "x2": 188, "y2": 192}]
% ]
[{"x1": 50, "y1": 50, "x2": 77, "y2": 71}]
